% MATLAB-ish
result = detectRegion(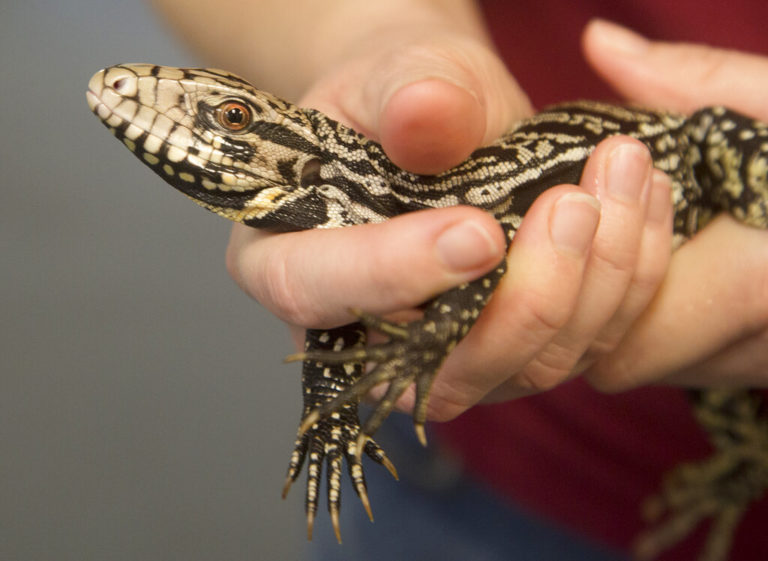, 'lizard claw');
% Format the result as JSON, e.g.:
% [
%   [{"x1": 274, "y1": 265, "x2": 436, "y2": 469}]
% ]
[{"x1": 283, "y1": 399, "x2": 396, "y2": 541}]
